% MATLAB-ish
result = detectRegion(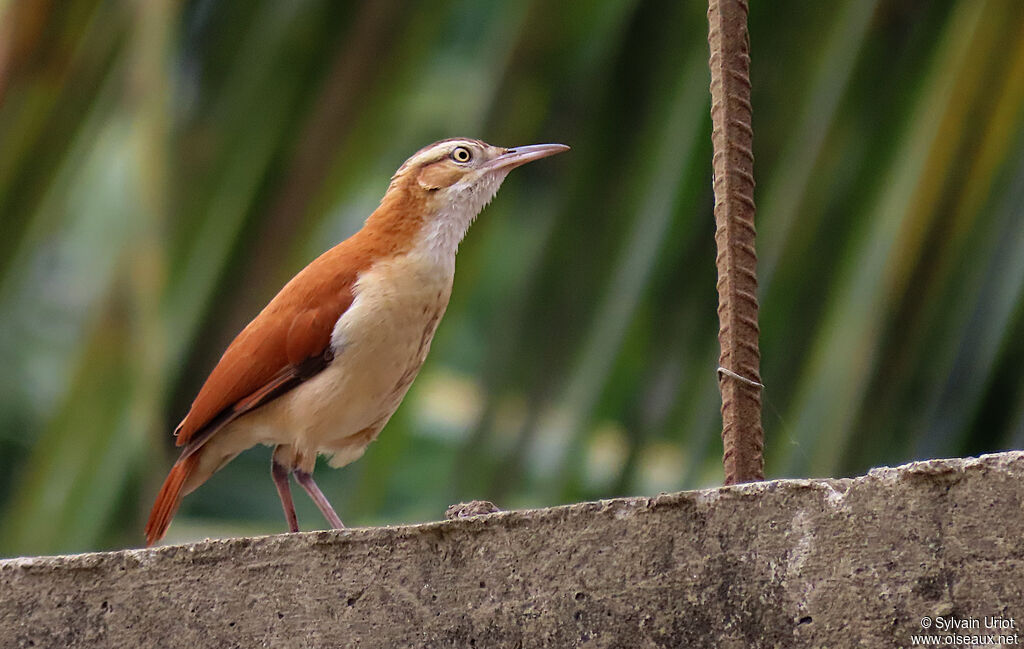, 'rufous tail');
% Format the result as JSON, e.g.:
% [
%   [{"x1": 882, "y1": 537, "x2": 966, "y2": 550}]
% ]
[{"x1": 145, "y1": 453, "x2": 200, "y2": 546}]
